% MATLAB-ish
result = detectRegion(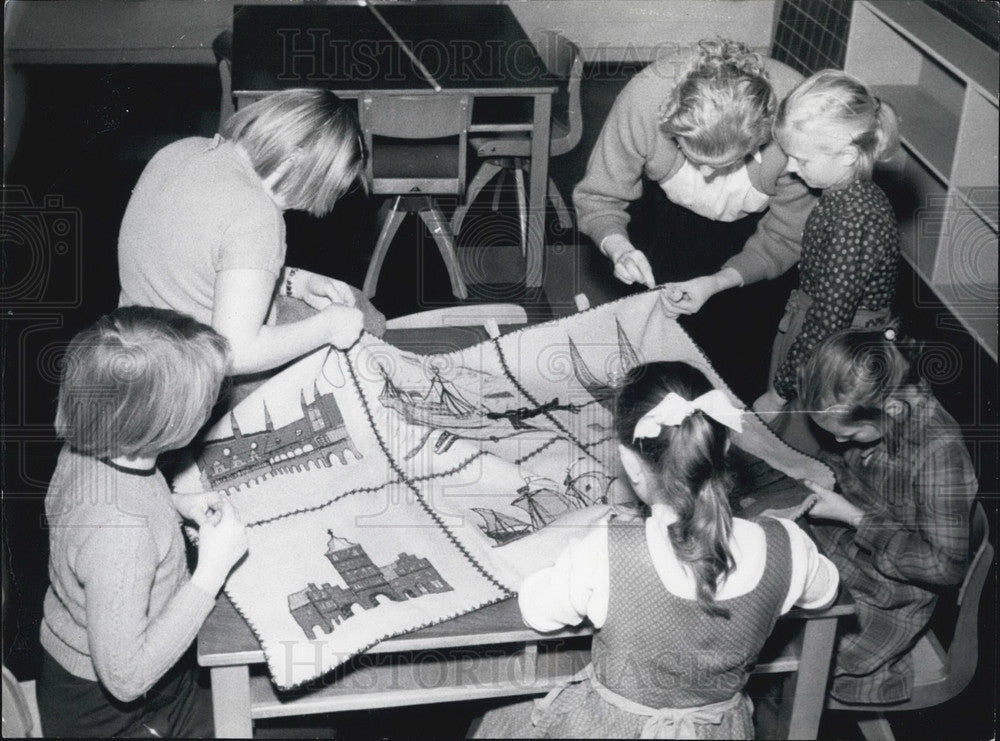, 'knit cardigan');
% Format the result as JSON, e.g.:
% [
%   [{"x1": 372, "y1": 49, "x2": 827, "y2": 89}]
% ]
[{"x1": 573, "y1": 50, "x2": 817, "y2": 285}]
